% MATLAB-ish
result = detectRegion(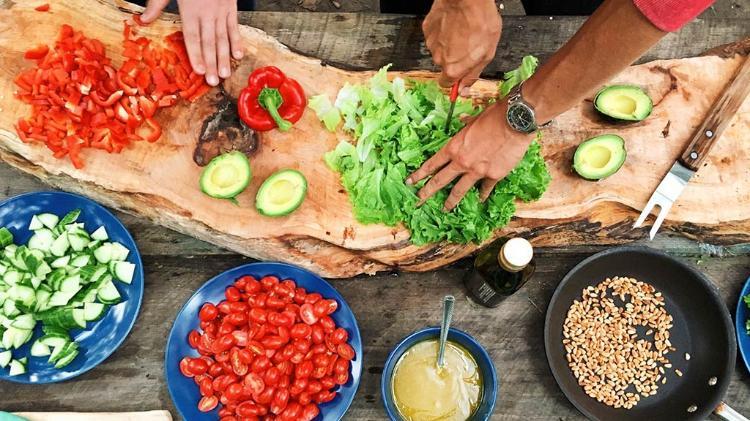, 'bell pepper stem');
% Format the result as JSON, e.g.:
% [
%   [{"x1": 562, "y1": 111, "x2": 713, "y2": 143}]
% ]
[{"x1": 259, "y1": 87, "x2": 293, "y2": 131}]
